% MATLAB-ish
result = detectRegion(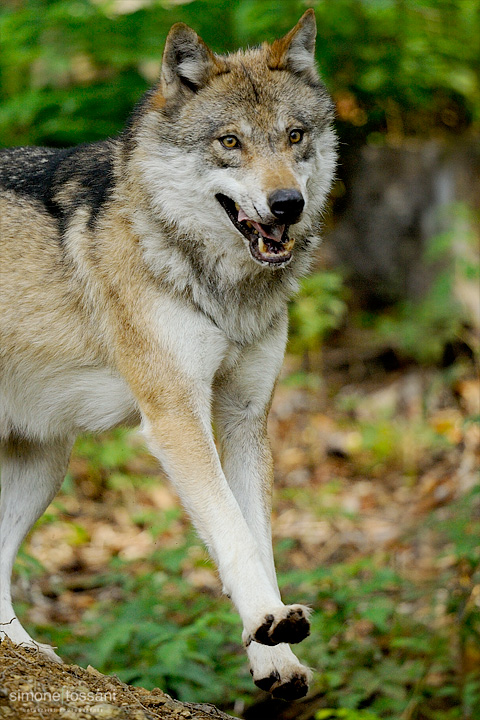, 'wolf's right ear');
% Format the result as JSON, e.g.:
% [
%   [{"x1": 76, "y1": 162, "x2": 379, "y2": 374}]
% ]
[
  {"x1": 161, "y1": 23, "x2": 217, "y2": 96},
  {"x1": 269, "y1": 9, "x2": 317, "y2": 77}
]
